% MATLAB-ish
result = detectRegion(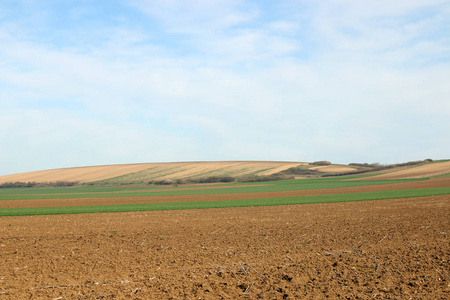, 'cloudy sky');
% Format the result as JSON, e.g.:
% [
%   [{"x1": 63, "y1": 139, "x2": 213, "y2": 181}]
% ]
[{"x1": 1, "y1": 0, "x2": 449, "y2": 175}]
